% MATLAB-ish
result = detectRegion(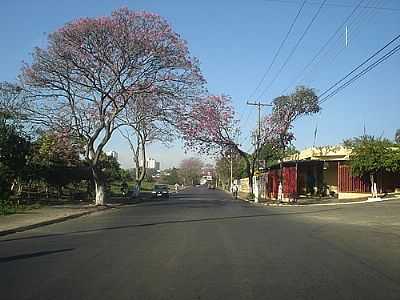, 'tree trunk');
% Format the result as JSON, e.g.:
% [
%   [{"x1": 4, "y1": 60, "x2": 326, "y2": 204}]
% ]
[
  {"x1": 94, "y1": 181, "x2": 105, "y2": 205},
  {"x1": 370, "y1": 173, "x2": 376, "y2": 198},
  {"x1": 92, "y1": 167, "x2": 106, "y2": 205}
]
